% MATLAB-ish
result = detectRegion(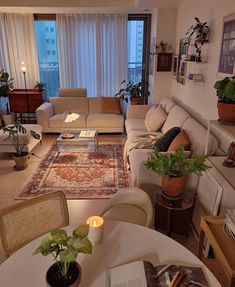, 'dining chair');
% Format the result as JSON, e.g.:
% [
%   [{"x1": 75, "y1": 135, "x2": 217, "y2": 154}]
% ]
[
  {"x1": 0, "y1": 191, "x2": 69, "y2": 261},
  {"x1": 99, "y1": 187, "x2": 154, "y2": 227}
]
